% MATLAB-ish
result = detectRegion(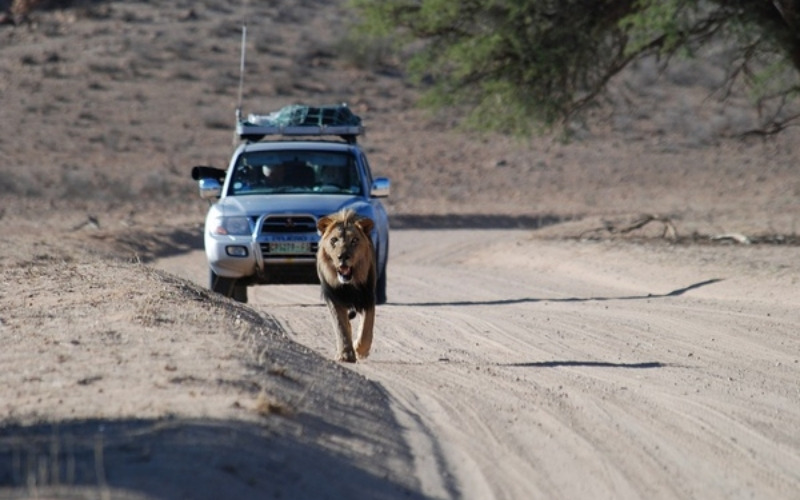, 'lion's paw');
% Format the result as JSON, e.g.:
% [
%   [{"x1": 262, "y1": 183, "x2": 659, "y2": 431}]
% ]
[
  {"x1": 338, "y1": 349, "x2": 357, "y2": 363},
  {"x1": 355, "y1": 346, "x2": 370, "y2": 360}
]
